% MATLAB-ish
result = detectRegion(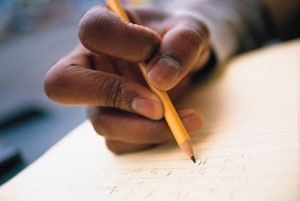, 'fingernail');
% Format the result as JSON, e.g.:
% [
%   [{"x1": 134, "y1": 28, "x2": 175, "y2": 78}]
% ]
[
  {"x1": 131, "y1": 98, "x2": 163, "y2": 120},
  {"x1": 147, "y1": 57, "x2": 181, "y2": 90}
]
